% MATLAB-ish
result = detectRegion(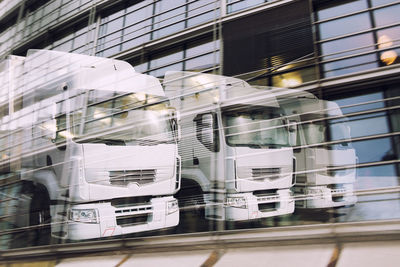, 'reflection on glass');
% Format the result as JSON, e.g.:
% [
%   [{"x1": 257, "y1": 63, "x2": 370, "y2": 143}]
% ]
[
  {"x1": 317, "y1": 0, "x2": 367, "y2": 21},
  {"x1": 321, "y1": 33, "x2": 374, "y2": 60},
  {"x1": 222, "y1": 105, "x2": 289, "y2": 148},
  {"x1": 371, "y1": 0, "x2": 399, "y2": 6},
  {"x1": 322, "y1": 54, "x2": 378, "y2": 78},
  {"x1": 81, "y1": 93, "x2": 174, "y2": 144},
  {"x1": 373, "y1": 4, "x2": 400, "y2": 27},
  {"x1": 227, "y1": 0, "x2": 265, "y2": 13},
  {"x1": 318, "y1": 13, "x2": 371, "y2": 40}
]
